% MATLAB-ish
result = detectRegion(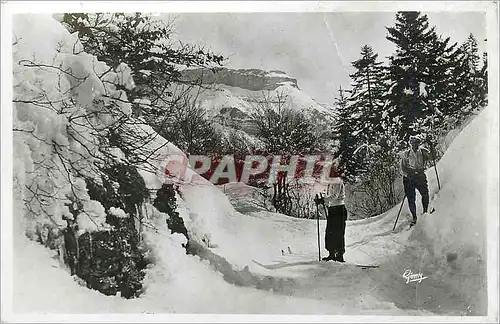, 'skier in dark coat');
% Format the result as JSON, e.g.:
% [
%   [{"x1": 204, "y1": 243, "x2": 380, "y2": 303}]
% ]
[
  {"x1": 317, "y1": 177, "x2": 348, "y2": 262},
  {"x1": 400, "y1": 134, "x2": 432, "y2": 226}
]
